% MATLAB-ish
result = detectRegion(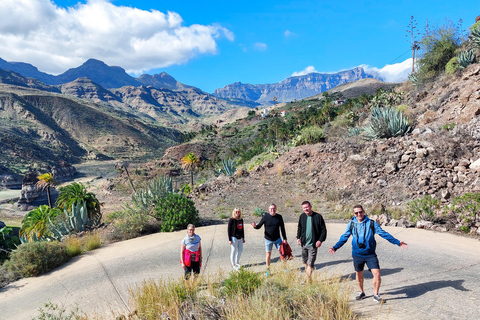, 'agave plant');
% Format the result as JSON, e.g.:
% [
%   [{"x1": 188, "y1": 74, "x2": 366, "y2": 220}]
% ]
[
  {"x1": 55, "y1": 182, "x2": 102, "y2": 225},
  {"x1": 215, "y1": 158, "x2": 237, "y2": 176},
  {"x1": 457, "y1": 50, "x2": 476, "y2": 69},
  {"x1": 363, "y1": 107, "x2": 412, "y2": 140},
  {"x1": 469, "y1": 27, "x2": 480, "y2": 49},
  {"x1": 129, "y1": 176, "x2": 173, "y2": 214}
]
